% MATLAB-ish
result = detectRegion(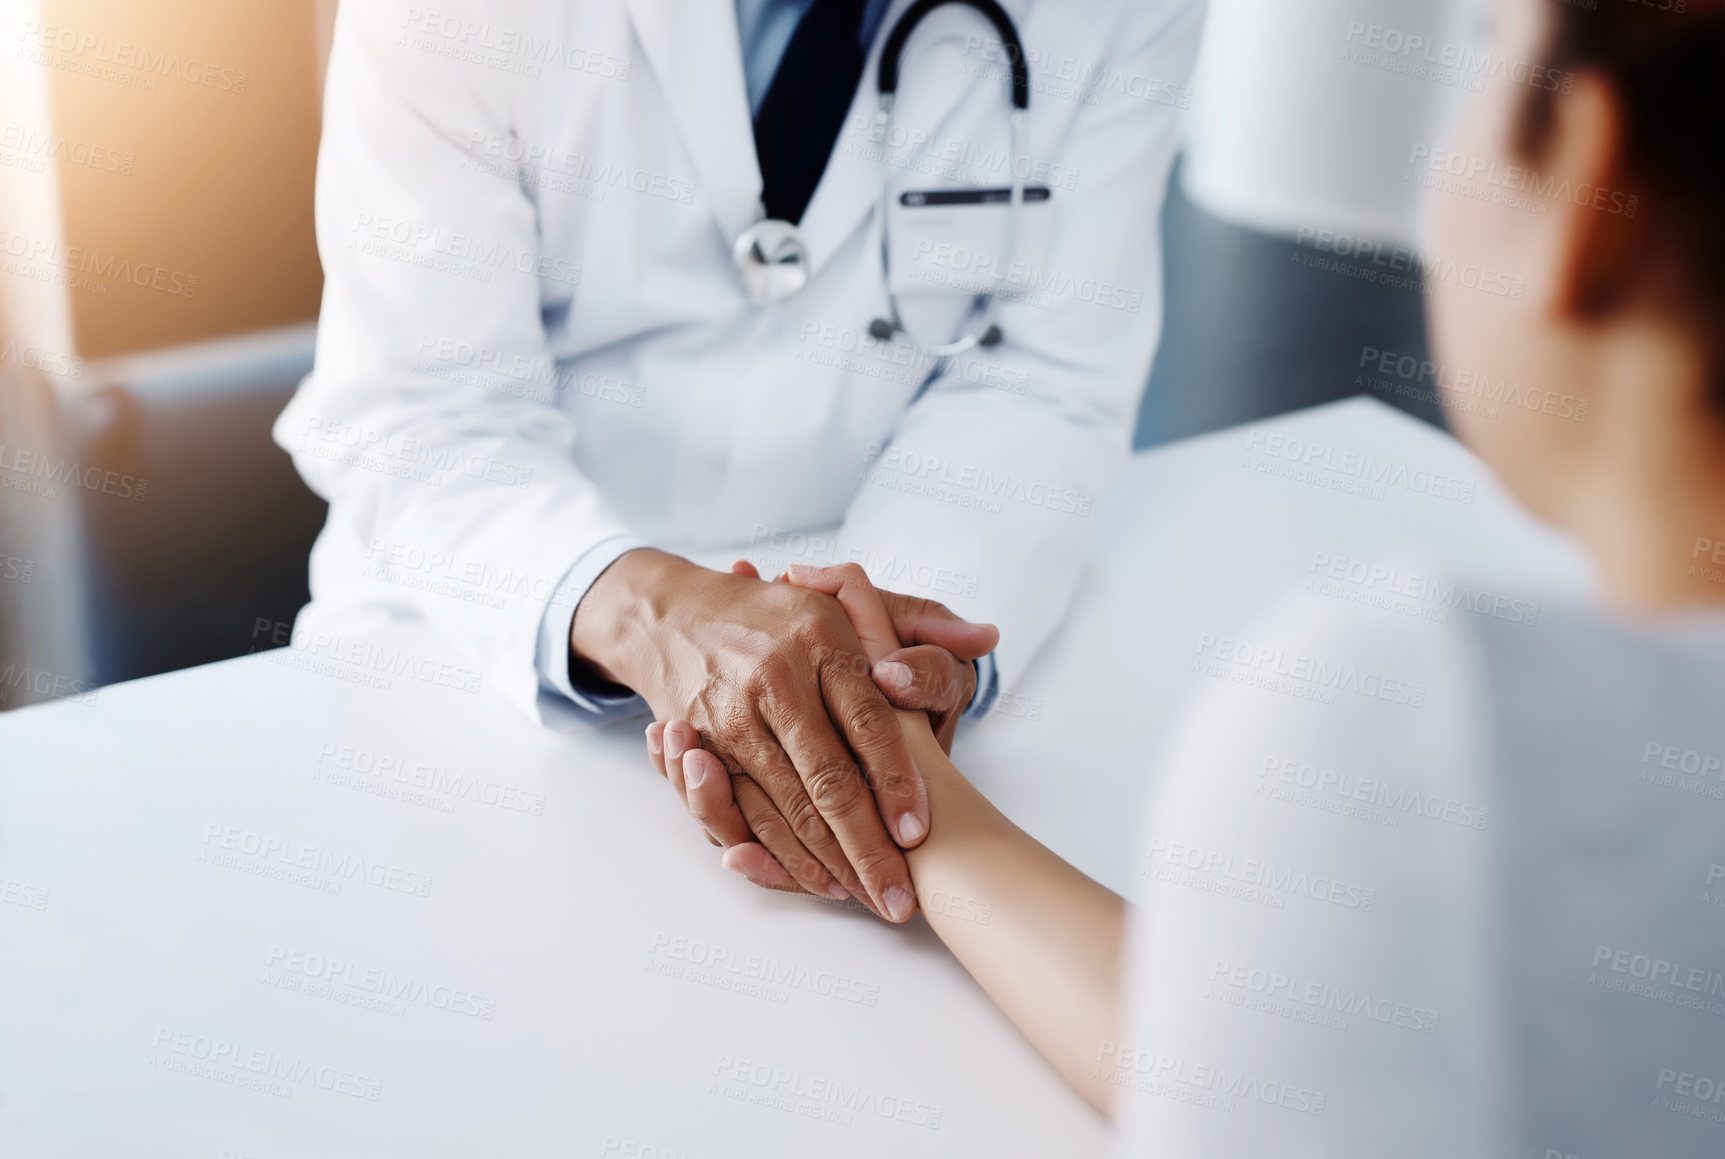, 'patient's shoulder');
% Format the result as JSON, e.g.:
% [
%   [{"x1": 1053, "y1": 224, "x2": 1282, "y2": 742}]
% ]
[
  {"x1": 1122, "y1": 571, "x2": 1509, "y2": 1154},
  {"x1": 1125, "y1": 574, "x2": 1725, "y2": 1156},
  {"x1": 1172, "y1": 566, "x2": 1725, "y2": 809},
  {"x1": 1172, "y1": 561, "x2": 1496, "y2": 796},
  {"x1": 1142, "y1": 560, "x2": 1505, "y2": 973}
]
